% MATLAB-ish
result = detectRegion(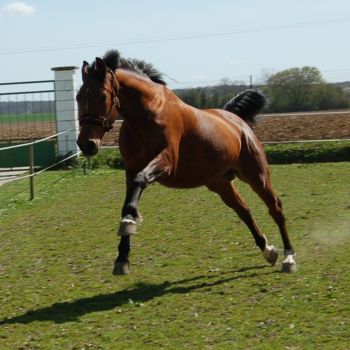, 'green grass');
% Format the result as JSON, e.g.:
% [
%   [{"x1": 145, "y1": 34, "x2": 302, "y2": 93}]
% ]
[
  {"x1": 0, "y1": 163, "x2": 349, "y2": 349},
  {"x1": 0, "y1": 113, "x2": 55, "y2": 124}
]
